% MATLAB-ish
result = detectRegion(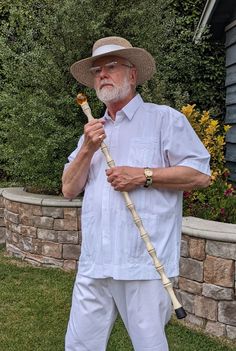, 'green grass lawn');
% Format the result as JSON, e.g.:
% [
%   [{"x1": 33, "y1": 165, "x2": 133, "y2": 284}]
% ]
[{"x1": 0, "y1": 244, "x2": 235, "y2": 351}]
